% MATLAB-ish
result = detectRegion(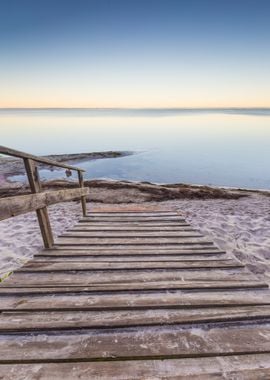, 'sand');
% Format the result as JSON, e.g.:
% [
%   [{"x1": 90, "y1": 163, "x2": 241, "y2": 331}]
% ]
[{"x1": 0, "y1": 193, "x2": 270, "y2": 284}]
